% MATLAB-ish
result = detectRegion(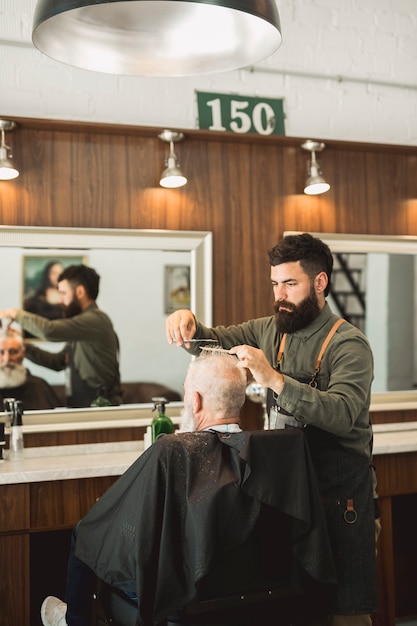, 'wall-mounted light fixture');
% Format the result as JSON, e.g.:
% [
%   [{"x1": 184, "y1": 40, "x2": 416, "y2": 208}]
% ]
[
  {"x1": 158, "y1": 130, "x2": 187, "y2": 189},
  {"x1": 32, "y1": 0, "x2": 282, "y2": 77},
  {"x1": 0, "y1": 120, "x2": 19, "y2": 181},
  {"x1": 301, "y1": 140, "x2": 330, "y2": 196}
]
